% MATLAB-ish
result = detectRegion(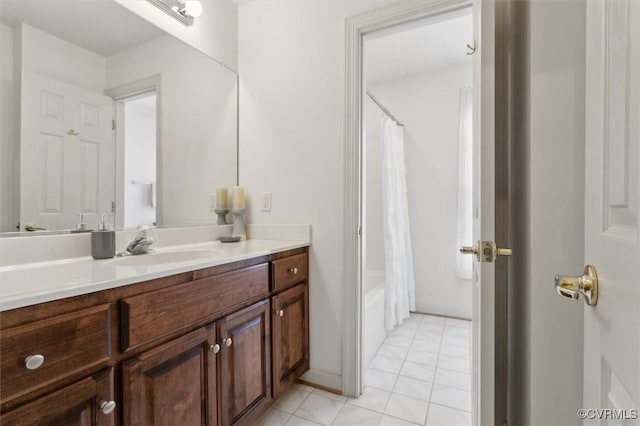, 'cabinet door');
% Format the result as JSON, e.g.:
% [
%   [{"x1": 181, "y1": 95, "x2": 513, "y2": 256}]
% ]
[
  {"x1": 1, "y1": 368, "x2": 115, "y2": 426},
  {"x1": 122, "y1": 326, "x2": 217, "y2": 426},
  {"x1": 218, "y1": 300, "x2": 271, "y2": 426},
  {"x1": 272, "y1": 283, "x2": 309, "y2": 397}
]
